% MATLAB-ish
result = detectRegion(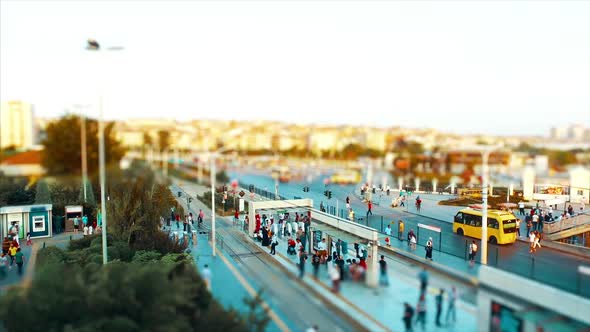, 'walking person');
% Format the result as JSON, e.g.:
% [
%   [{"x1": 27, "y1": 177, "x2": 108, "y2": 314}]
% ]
[
  {"x1": 403, "y1": 302, "x2": 415, "y2": 332},
  {"x1": 25, "y1": 232, "x2": 32, "y2": 246},
  {"x1": 73, "y1": 216, "x2": 80, "y2": 234},
  {"x1": 418, "y1": 268, "x2": 429, "y2": 295},
  {"x1": 183, "y1": 215, "x2": 188, "y2": 232},
  {"x1": 525, "y1": 215, "x2": 532, "y2": 237},
  {"x1": 518, "y1": 201, "x2": 525, "y2": 216},
  {"x1": 330, "y1": 264, "x2": 341, "y2": 293},
  {"x1": 435, "y1": 288, "x2": 445, "y2": 327},
  {"x1": 516, "y1": 218, "x2": 521, "y2": 238},
  {"x1": 446, "y1": 287, "x2": 457, "y2": 324},
  {"x1": 468, "y1": 240, "x2": 478, "y2": 267},
  {"x1": 398, "y1": 219, "x2": 405, "y2": 241},
  {"x1": 425, "y1": 237, "x2": 434, "y2": 261},
  {"x1": 14, "y1": 248, "x2": 25, "y2": 276},
  {"x1": 378, "y1": 255, "x2": 389, "y2": 286},
  {"x1": 198, "y1": 209, "x2": 204, "y2": 227},
  {"x1": 0, "y1": 253, "x2": 7, "y2": 279},
  {"x1": 175, "y1": 214, "x2": 180, "y2": 230},
  {"x1": 311, "y1": 250, "x2": 321, "y2": 278},
  {"x1": 201, "y1": 264, "x2": 212, "y2": 291},
  {"x1": 8, "y1": 243, "x2": 17, "y2": 269},
  {"x1": 384, "y1": 224, "x2": 392, "y2": 238},
  {"x1": 298, "y1": 248, "x2": 307, "y2": 278},
  {"x1": 270, "y1": 234, "x2": 278, "y2": 255},
  {"x1": 234, "y1": 209, "x2": 240, "y2": 225},
  {"x1": 366, "y1": 200, "x2": 373, "y2": 217},
  {"x1": 415, "y1": 294, "x2": 427, "y2": 330}
]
